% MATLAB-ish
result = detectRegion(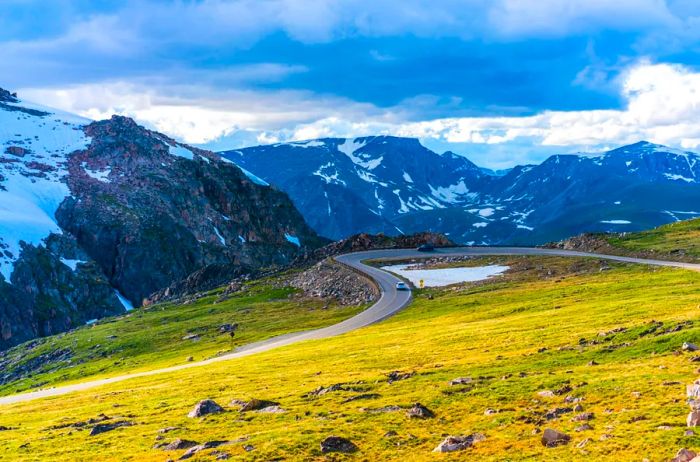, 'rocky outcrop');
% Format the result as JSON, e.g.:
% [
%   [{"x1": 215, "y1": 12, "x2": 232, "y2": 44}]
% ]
[
  {"x1": 0, "y1": 94, "x2": 325, "y2": 350},
  {"x1": 58, "y1": 116, "x2": 324, "y2": 306},
  {"x1": 0, "y1": 88, "x2": 18, "y2": 103},
  {"x1": 289, "y1": 259, "x2": 378, "y2": 306},
  {"x1": 0, "y1": 234, "x2": 124, "y2": 349}
]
